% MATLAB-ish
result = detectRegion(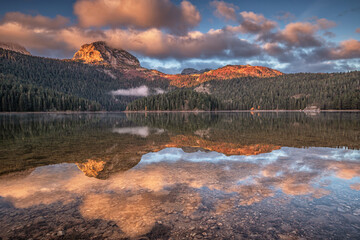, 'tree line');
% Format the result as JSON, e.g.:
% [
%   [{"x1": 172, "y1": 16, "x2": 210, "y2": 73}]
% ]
[
  {"x1": 1, "y1": 48, "x2": 359, "y2": 111},
  {"x1": 0, "y1": 48, "x2": 170, "y2": 111},
  {"x1": 203, "y1": 71, "x2": 360, "y2": 110},
  {"x1": 126, "y1": 89, "x2": 220, "y2": 111},
  {"x1": 0, "y1": 76, "x2": 101, "y2": 111}
]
